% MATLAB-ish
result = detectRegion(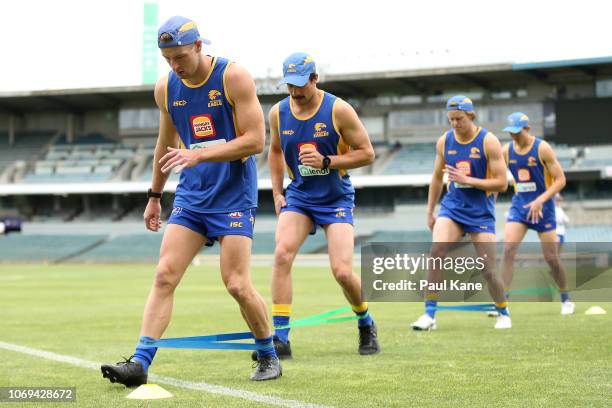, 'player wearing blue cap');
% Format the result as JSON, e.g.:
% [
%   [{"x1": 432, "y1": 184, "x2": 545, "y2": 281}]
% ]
[
  {"x1": 499, "y1": 112, "x2": 574, "y2": 315},
  {"x1": 262, "y1": 52, "x2": 379, "y2": 358},
  {"x1": 411, "y1": 95, "x2": 512, "y2": 330},
  {"x1": 101, "y1": 16, "x2": 281, "y2": 385}
]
